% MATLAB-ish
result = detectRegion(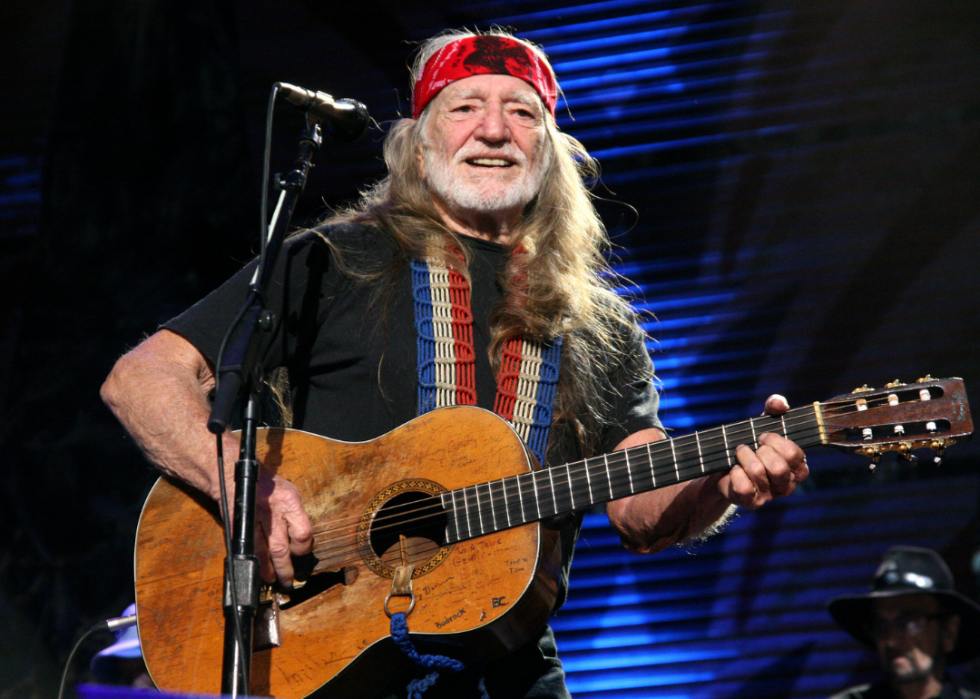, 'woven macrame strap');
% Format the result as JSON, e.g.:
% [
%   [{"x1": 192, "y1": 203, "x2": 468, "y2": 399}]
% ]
[
  {"x1": 410, "y1": 255, "x2": 560, "y2": 464},
  {"x1": 390, "y1": 612, "x2": 490, "y2": 699}
]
